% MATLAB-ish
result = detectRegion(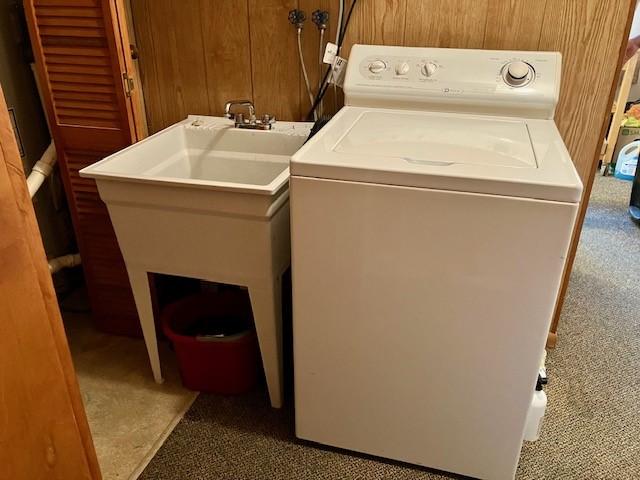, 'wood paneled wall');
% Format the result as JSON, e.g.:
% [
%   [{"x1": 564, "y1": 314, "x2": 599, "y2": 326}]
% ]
[
  {"x1": 130, "y1": 0, "x2": 635, "y2": 339},
  {"x1": 131, "y1": 0, "x2": 632, "y2": 182}
]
